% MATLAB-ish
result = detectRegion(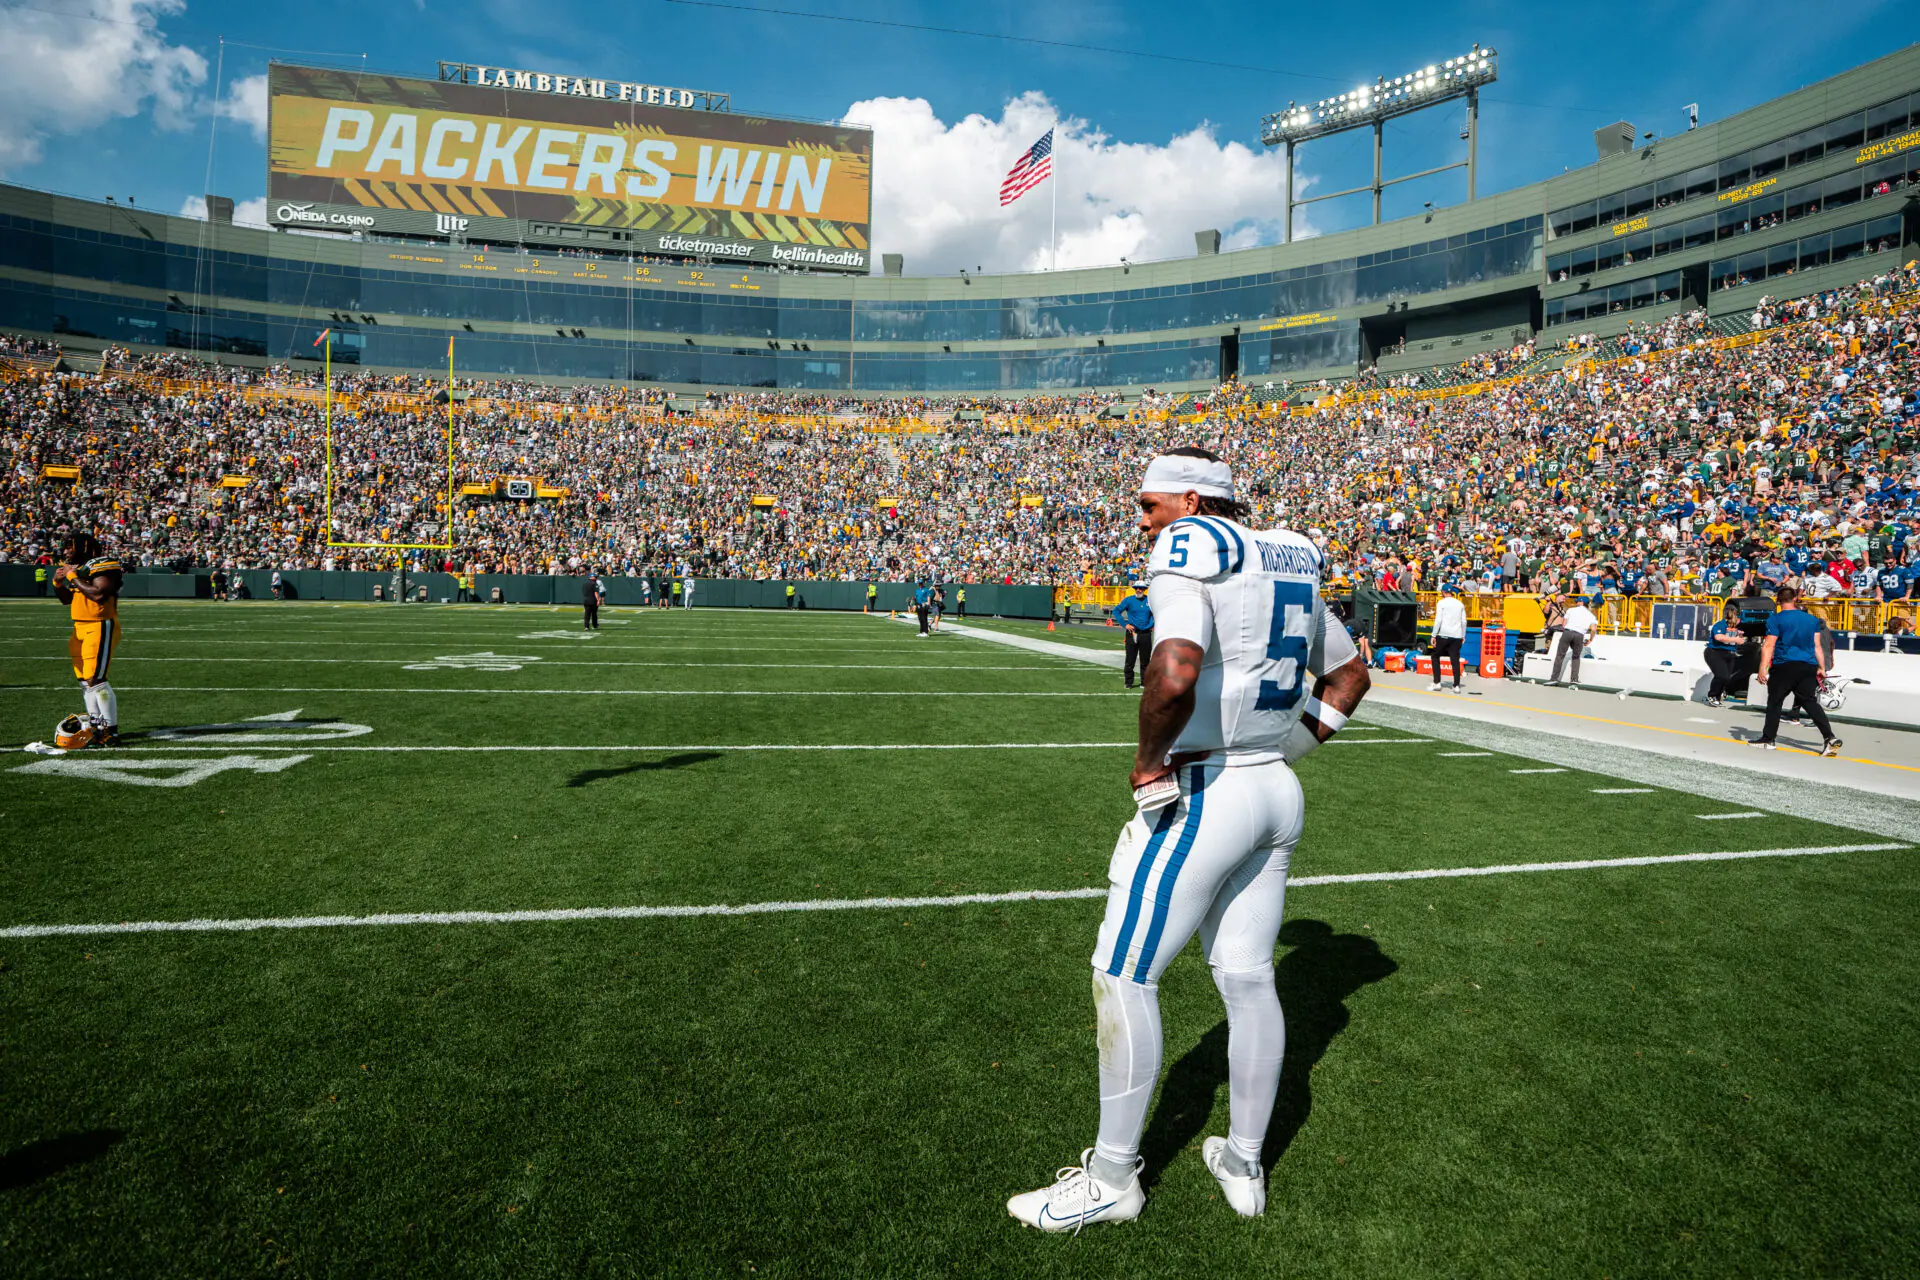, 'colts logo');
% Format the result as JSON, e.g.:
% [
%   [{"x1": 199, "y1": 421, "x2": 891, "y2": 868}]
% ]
[{"x1": 435, "y1": 214, "x2": 470, "y2": 234}]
